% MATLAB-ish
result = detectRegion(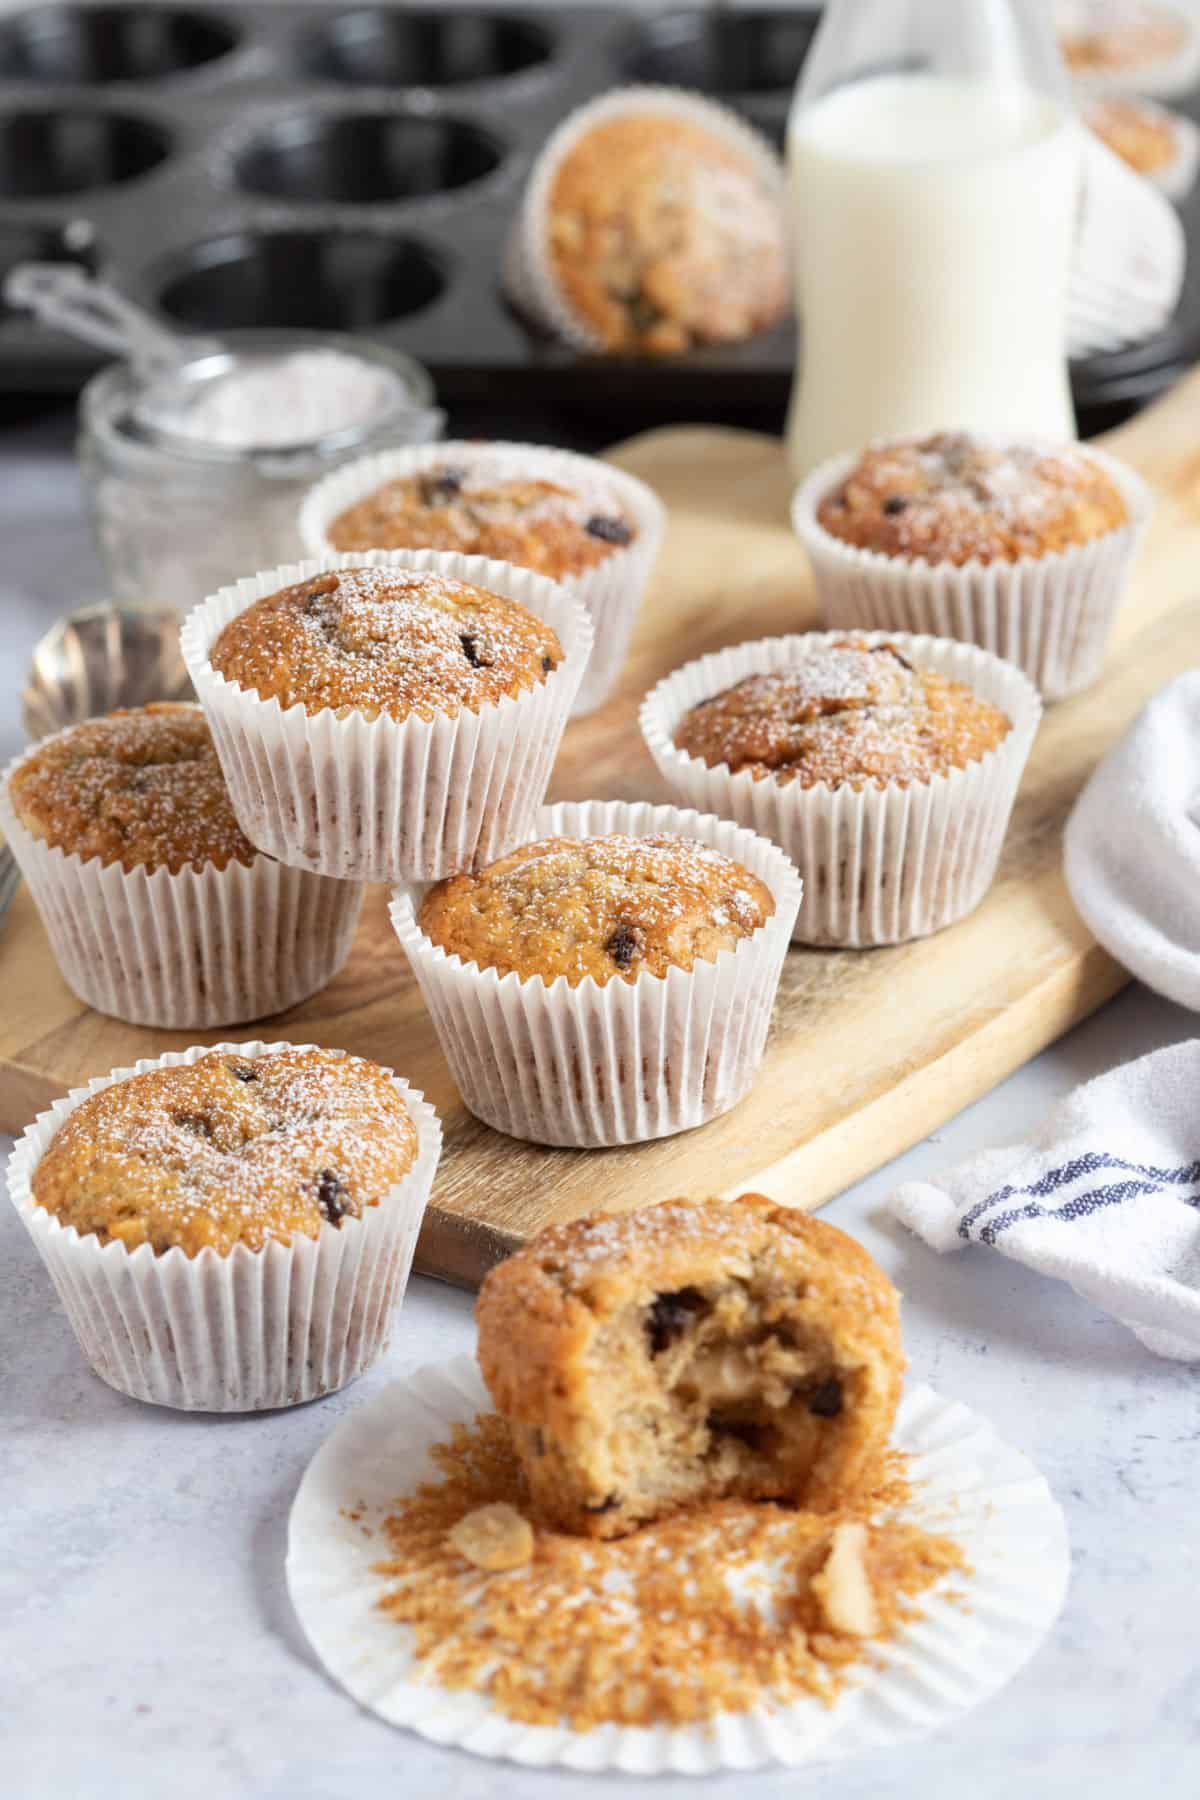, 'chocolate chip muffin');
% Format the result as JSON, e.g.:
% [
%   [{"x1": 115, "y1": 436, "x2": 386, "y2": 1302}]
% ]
[
  {"x1": 1086, "y1": 95, "x2": 1180, "y2": 176},
  {"x1": 815, "y1": 434, "x2": 1129, "y2": 568},
  {"x1": 546, "y1": 110, "x2": 787, "y2": 355},
  {"x1": 7, "y1": 703, "x2": 254, "y2": 874},
  {"x1": 1060, "y1": 5, "x2": 1187, "y2": 75},
  {"x1": 31, "y1": 1046, "x2": 419, "y2": 1257},
  {"x1": 418, "y1": 831, "x2": 776, "y2": 987},
  {"x1": 476, "y1": 1194, "x2": 905, "y2": 1539},
  {"x1": 208, "y1": 566, "x2": 562, "y2": 725},
  {"x1": 672, "y1": 638, "x2": 1012, "y2": 792},
  {"x1": 326, "y1": 459, "x2": 637, "y2": 581}
]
